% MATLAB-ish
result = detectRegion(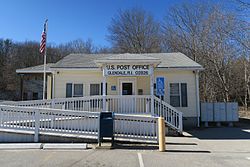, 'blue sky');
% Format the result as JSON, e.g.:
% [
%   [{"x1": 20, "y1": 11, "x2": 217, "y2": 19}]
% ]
[
  {"x1": 0, "y1": 0, "x2": 183, "y2": 47},
  {"x1": 0, "y1": 0, "x2": 233, "y2": 47}
]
